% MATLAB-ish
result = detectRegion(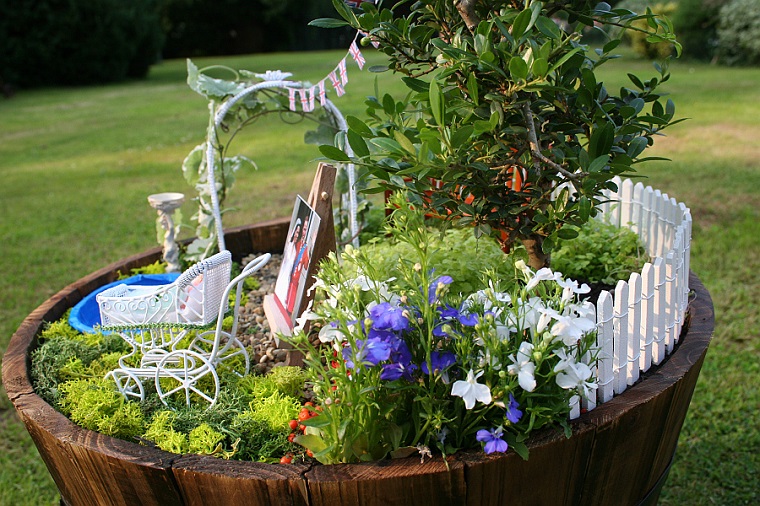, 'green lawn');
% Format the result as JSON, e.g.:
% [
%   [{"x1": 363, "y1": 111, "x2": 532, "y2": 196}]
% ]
[{"x1": 1, "y1": 49, "x2": 758, "y2": 505}]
